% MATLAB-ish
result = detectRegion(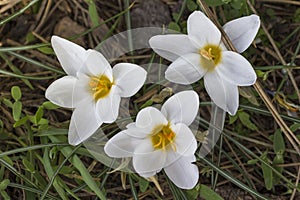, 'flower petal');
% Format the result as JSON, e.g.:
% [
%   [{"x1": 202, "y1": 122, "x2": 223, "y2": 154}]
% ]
[
  {"x1": 149, "y1": 34, "x2": 198, "y2": 61},
  {"x1": 165, "y1": 53, "x2": 207, "y2": 84},
  {"x1": 217, "y1": 51, "x2": 257, "y2": 86},
  {"x1": 223, "y1": 15, "x2": 260, "y2": 53},
  {"x1": 45, "y1": 76, "x2": 77, "y2": 108},
  {"x1": 164, "y1": 155, "x2": 199, "y2": 189},
  {"x1": 113, "y1": 63, "x2": 147, "y2": 97},
  {"x1": 172, "y1": 123, "x2": 197, "y2": 156},
  {"x1": 51, "y1": 36, "x2": 86, "y2": 76},
  {"x1": 125, "y1": 123, "x2": 150, "y2": 138},
  {"x1": 133, "y1": 139, "x2": 166, "y2": 175},
  {"x1": 204, "y1": 71, "x2": 227, "y2": 113},
  {"x1": 96, "y1": 86, "x2": 121, "y2": 123},
  {"x1": 83, "y1": 50, "x2": 113, "y2": 79},
  {"x1": 187, "y1": 11, "x2": 221, "y2": 47},
  {"x1": 68, "y1": 100, "x2": 102, "y2": 145},
  {"x1": 104, "y1": 131, "x2": 142, "y2": 158},
  {"x1": 223, "y1": 80, "x2": 239, "y2": 115},
  {"x1": 135, "y1": 107, "x2": 168, "y2": 131},
  {"x1": 161, "y1": 91, "x2": 199, "y2": 126}
]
